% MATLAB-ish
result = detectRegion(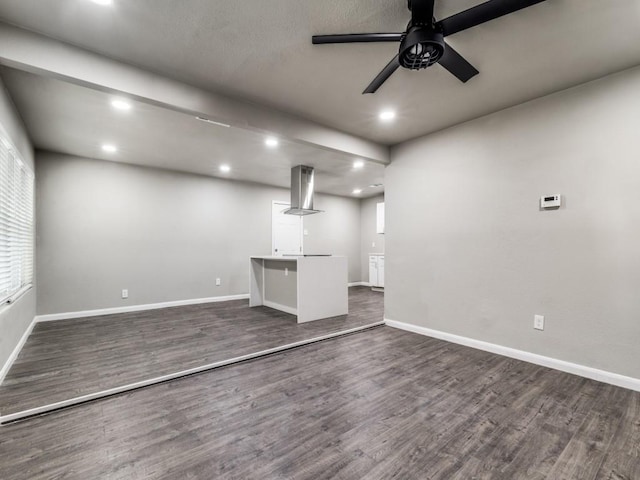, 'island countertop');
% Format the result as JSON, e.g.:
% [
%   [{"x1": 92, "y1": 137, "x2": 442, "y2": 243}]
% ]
[{"x1": 249, "y1": 255, "x2": 348, "y2": 323}]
